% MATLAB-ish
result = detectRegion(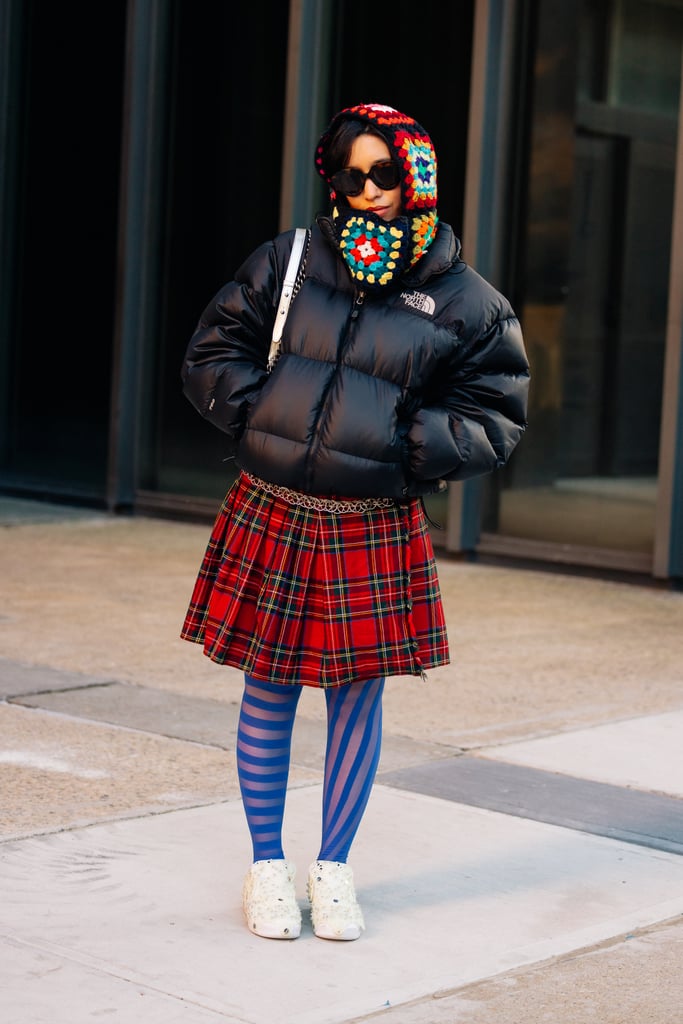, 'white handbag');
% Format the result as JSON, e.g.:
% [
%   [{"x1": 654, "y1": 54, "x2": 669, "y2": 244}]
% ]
[{"x1": 267, "y1": 227, "x2": 310, "y2": 371}]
